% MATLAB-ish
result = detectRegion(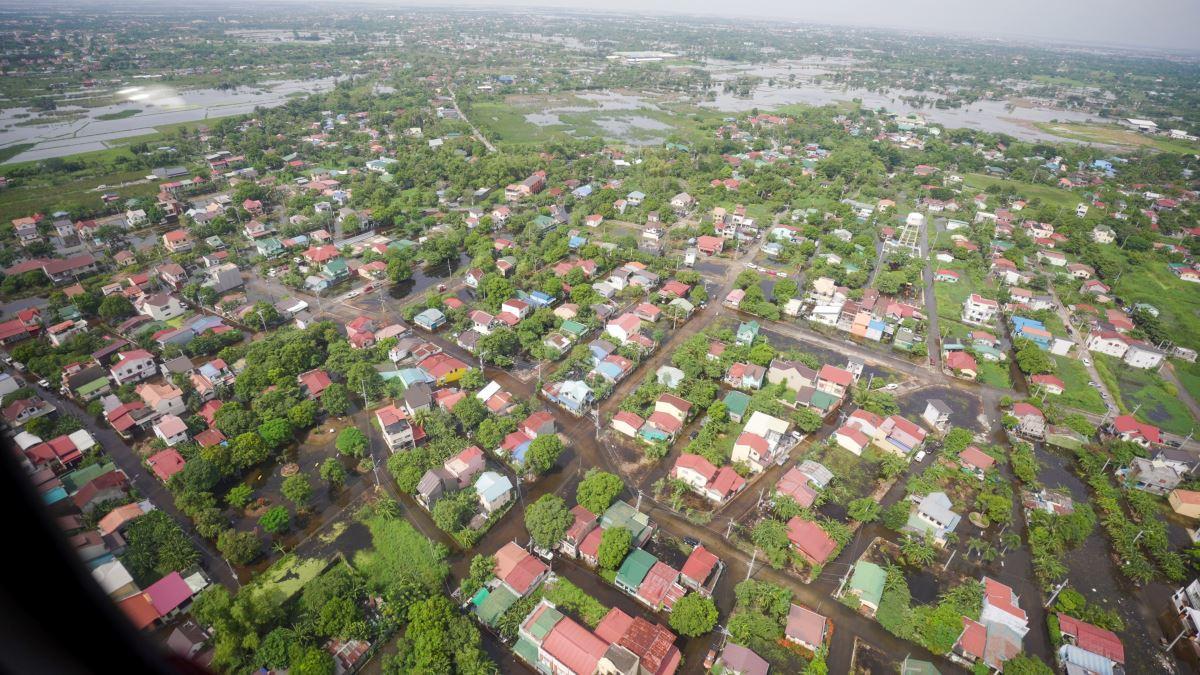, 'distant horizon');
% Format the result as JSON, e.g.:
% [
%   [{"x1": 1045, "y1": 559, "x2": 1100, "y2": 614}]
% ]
[{"x1": 355, "y1": 0, "x2": 1200, "y2": 55}]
